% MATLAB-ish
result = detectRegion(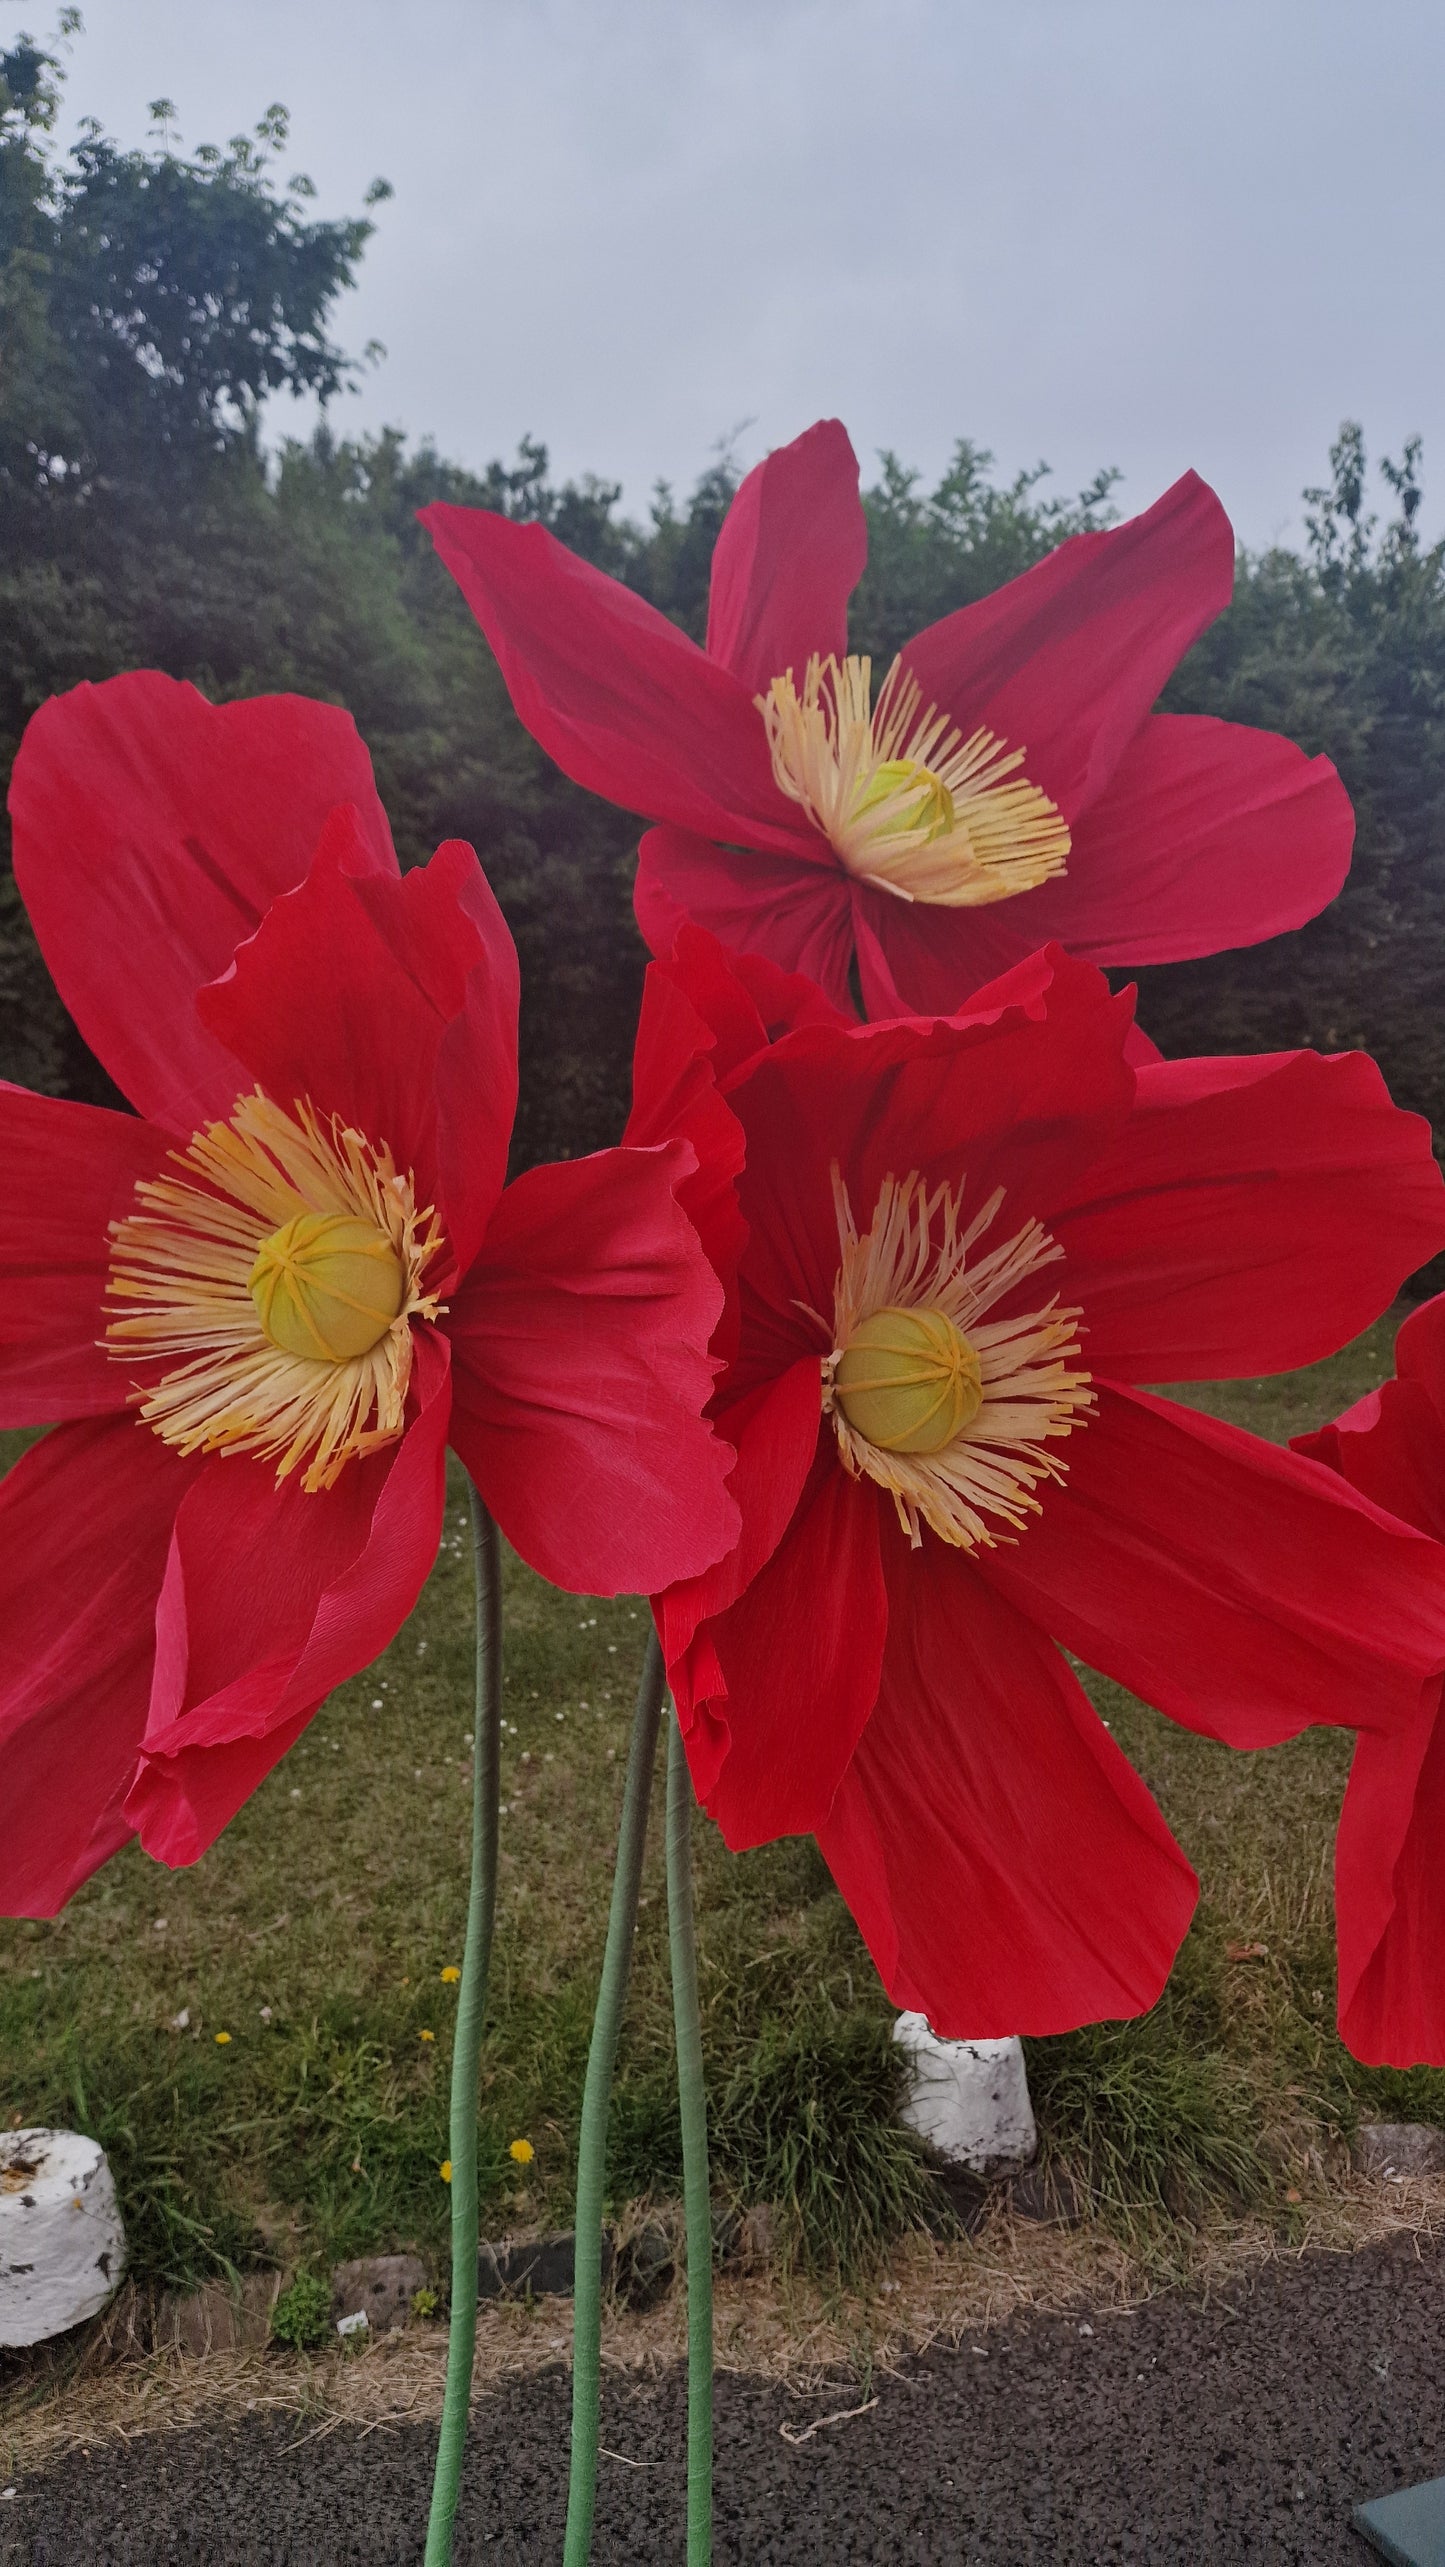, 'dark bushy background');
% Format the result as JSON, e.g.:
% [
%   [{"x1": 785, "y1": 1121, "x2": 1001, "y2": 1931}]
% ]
[{"x1": 5, "y1": 35, "x2": 1444, "y2": 1181}]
